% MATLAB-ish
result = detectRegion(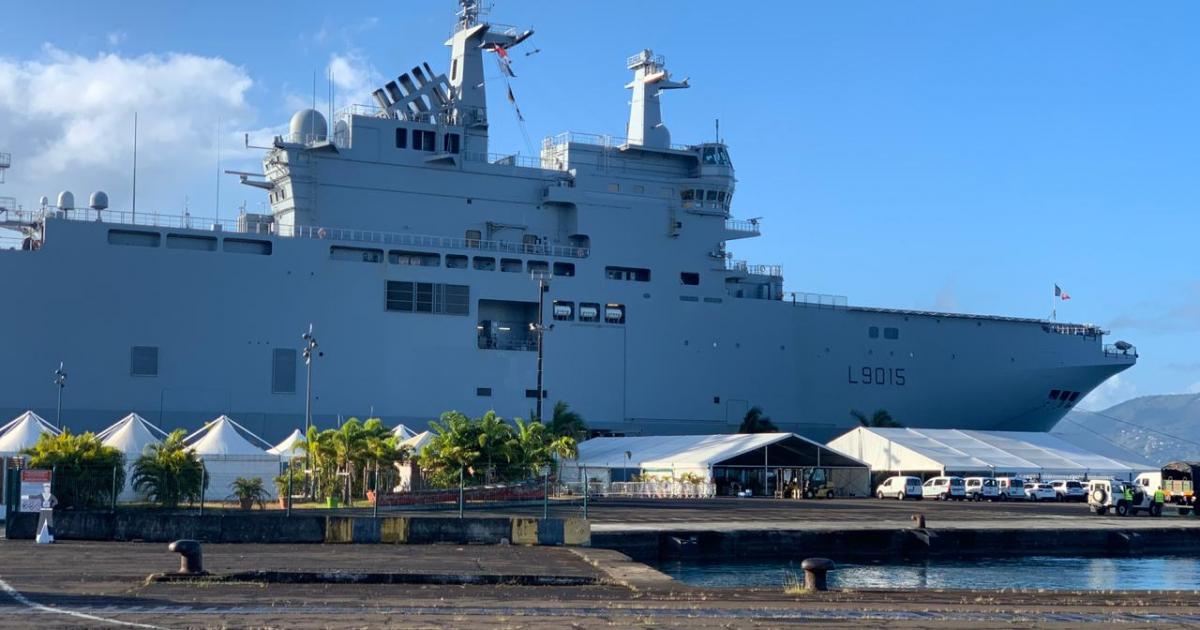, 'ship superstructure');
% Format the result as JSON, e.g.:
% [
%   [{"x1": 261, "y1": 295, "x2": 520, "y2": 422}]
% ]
[{"x1": 0, "y1": 2, "x2": 1136, "y2": 441}]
